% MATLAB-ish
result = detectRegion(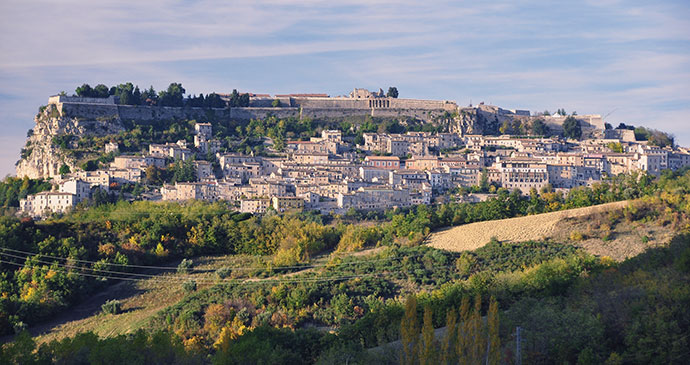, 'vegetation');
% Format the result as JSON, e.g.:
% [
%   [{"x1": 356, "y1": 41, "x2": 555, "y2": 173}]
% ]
[
  {"x1": 0, "y1": 170, "x2": 662, "y2": 336},
  {"x1": 101, "y1": 299, "x2": 122, "y2": 315},
  {"x1": 386, "y1": 87, "x2": 399, "y2": 98},
  {"x1": 0, "y1": 177, "x2": 52, "y2": 209},
  {"x1": 73, "y1": 82, "x2": 249, "y2": 109},
  {"x1": 1, "y1": 168, "x2": 689, "y2": 363},
  {"x1": 562, "y1": 115, "x2": 582, "y2": 139}
]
